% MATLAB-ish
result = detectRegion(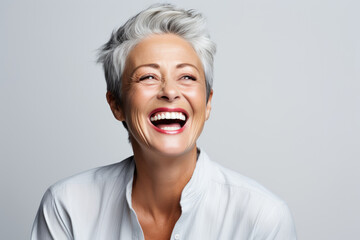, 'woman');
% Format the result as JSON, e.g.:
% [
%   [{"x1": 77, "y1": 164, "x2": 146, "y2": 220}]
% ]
[{"x1": 31, "y1": 4, "x2": 296, "y2": 240}]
